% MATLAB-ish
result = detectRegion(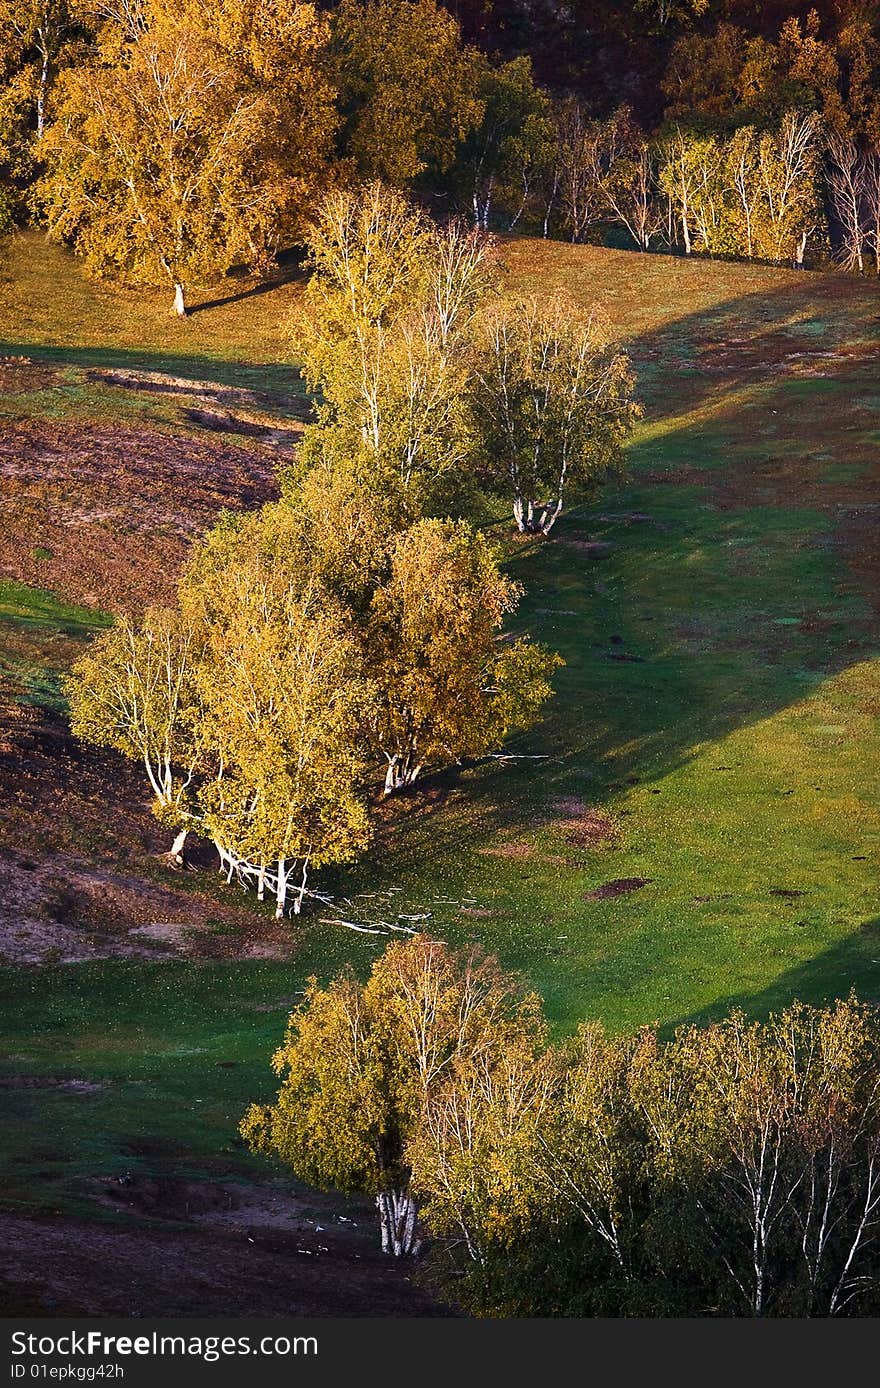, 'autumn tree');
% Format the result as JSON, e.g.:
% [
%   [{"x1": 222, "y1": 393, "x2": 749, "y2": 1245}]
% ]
[
  {"x1": 659, "y1": 127, "x2": 730, "y2": 256},
  {"x1": 367, "y1": 518, "x2": 562, "y2": 792},
  {"x1": 662, "y1": 13, "x2": 880, "y2": 141},
  {"x1": 330, "y1": 0, "x2": 481, "y2": 189},
  {"x1": 633, "y1": 999, "x2": 880, "y2": 1317},
  {"x1": 189, "y1": 578, "x2": 372, "y2": 917},
  {"x1": 39, "y1": 0, "x2": 336, "y2": 313},
  {"x1": 555, "y1": 100, "x2": 607, "y2": 246},
  {"x1": 826, "y1": 134, "x2": 870, "y2": 273},
  {"x1": 241, "y1": 936, "x2": 545, "y2": 1255},
  {"x1": 754, "y1": 109, "x2": 824, "y2": 264},
  {"x1": 862, "y1": 147, "x2": 880, "y2": 275},
  {"x1": 66, "y1": 502, "x2": 373, "y2": 913},
  {"x1": 408, "y1": 1030, "x2": 556, "y2": 1281},
  {"x1": 660, "y1": 114, "x2": 824, "y2": 263},
  {"x1": 597, "y1": 109, "x2": 663, "y2": 251},
  {"x1": 726, "y1": 125, "x2": 763, "y2": 259},
  {"x1": 0, "y1": 0, "x2": 87, "y2": 222},
  {"x1": 470, "y1": 292, "x2": 637, "y2": 535},
  {"x1": 65, "y1": 605, "x2": 203, "y2": 866},
  {"x1": 296, "y1": 182, "x2": 494, "y2": 517},
  {"x1": 450, "y1": 54, "x2": 549, "y2": 231},
  {"x1": 411, "y1": 997, "x2": 880, "y2": 1317}
]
